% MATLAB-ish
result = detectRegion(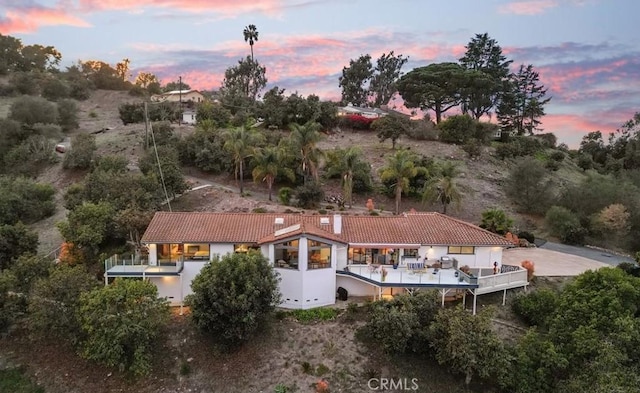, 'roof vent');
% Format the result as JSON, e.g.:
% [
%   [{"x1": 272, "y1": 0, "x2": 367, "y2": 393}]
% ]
[
  {"x1": 320, "y1": 217, "x2": 330, "y2": 225},
  {"x1": 275, "y1": 217, "x2": 284, "y2": 225}
]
